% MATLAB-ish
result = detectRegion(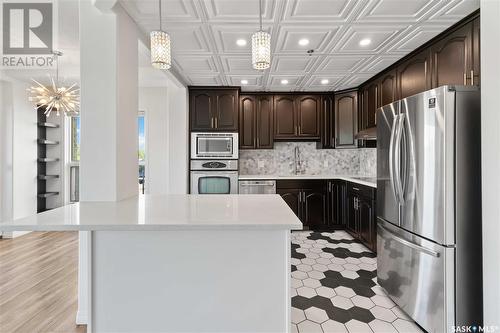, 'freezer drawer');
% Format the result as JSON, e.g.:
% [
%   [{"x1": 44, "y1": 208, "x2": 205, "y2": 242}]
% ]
[{"x1": 377, "y1": 219, "x2": 455, "y2": 333}]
